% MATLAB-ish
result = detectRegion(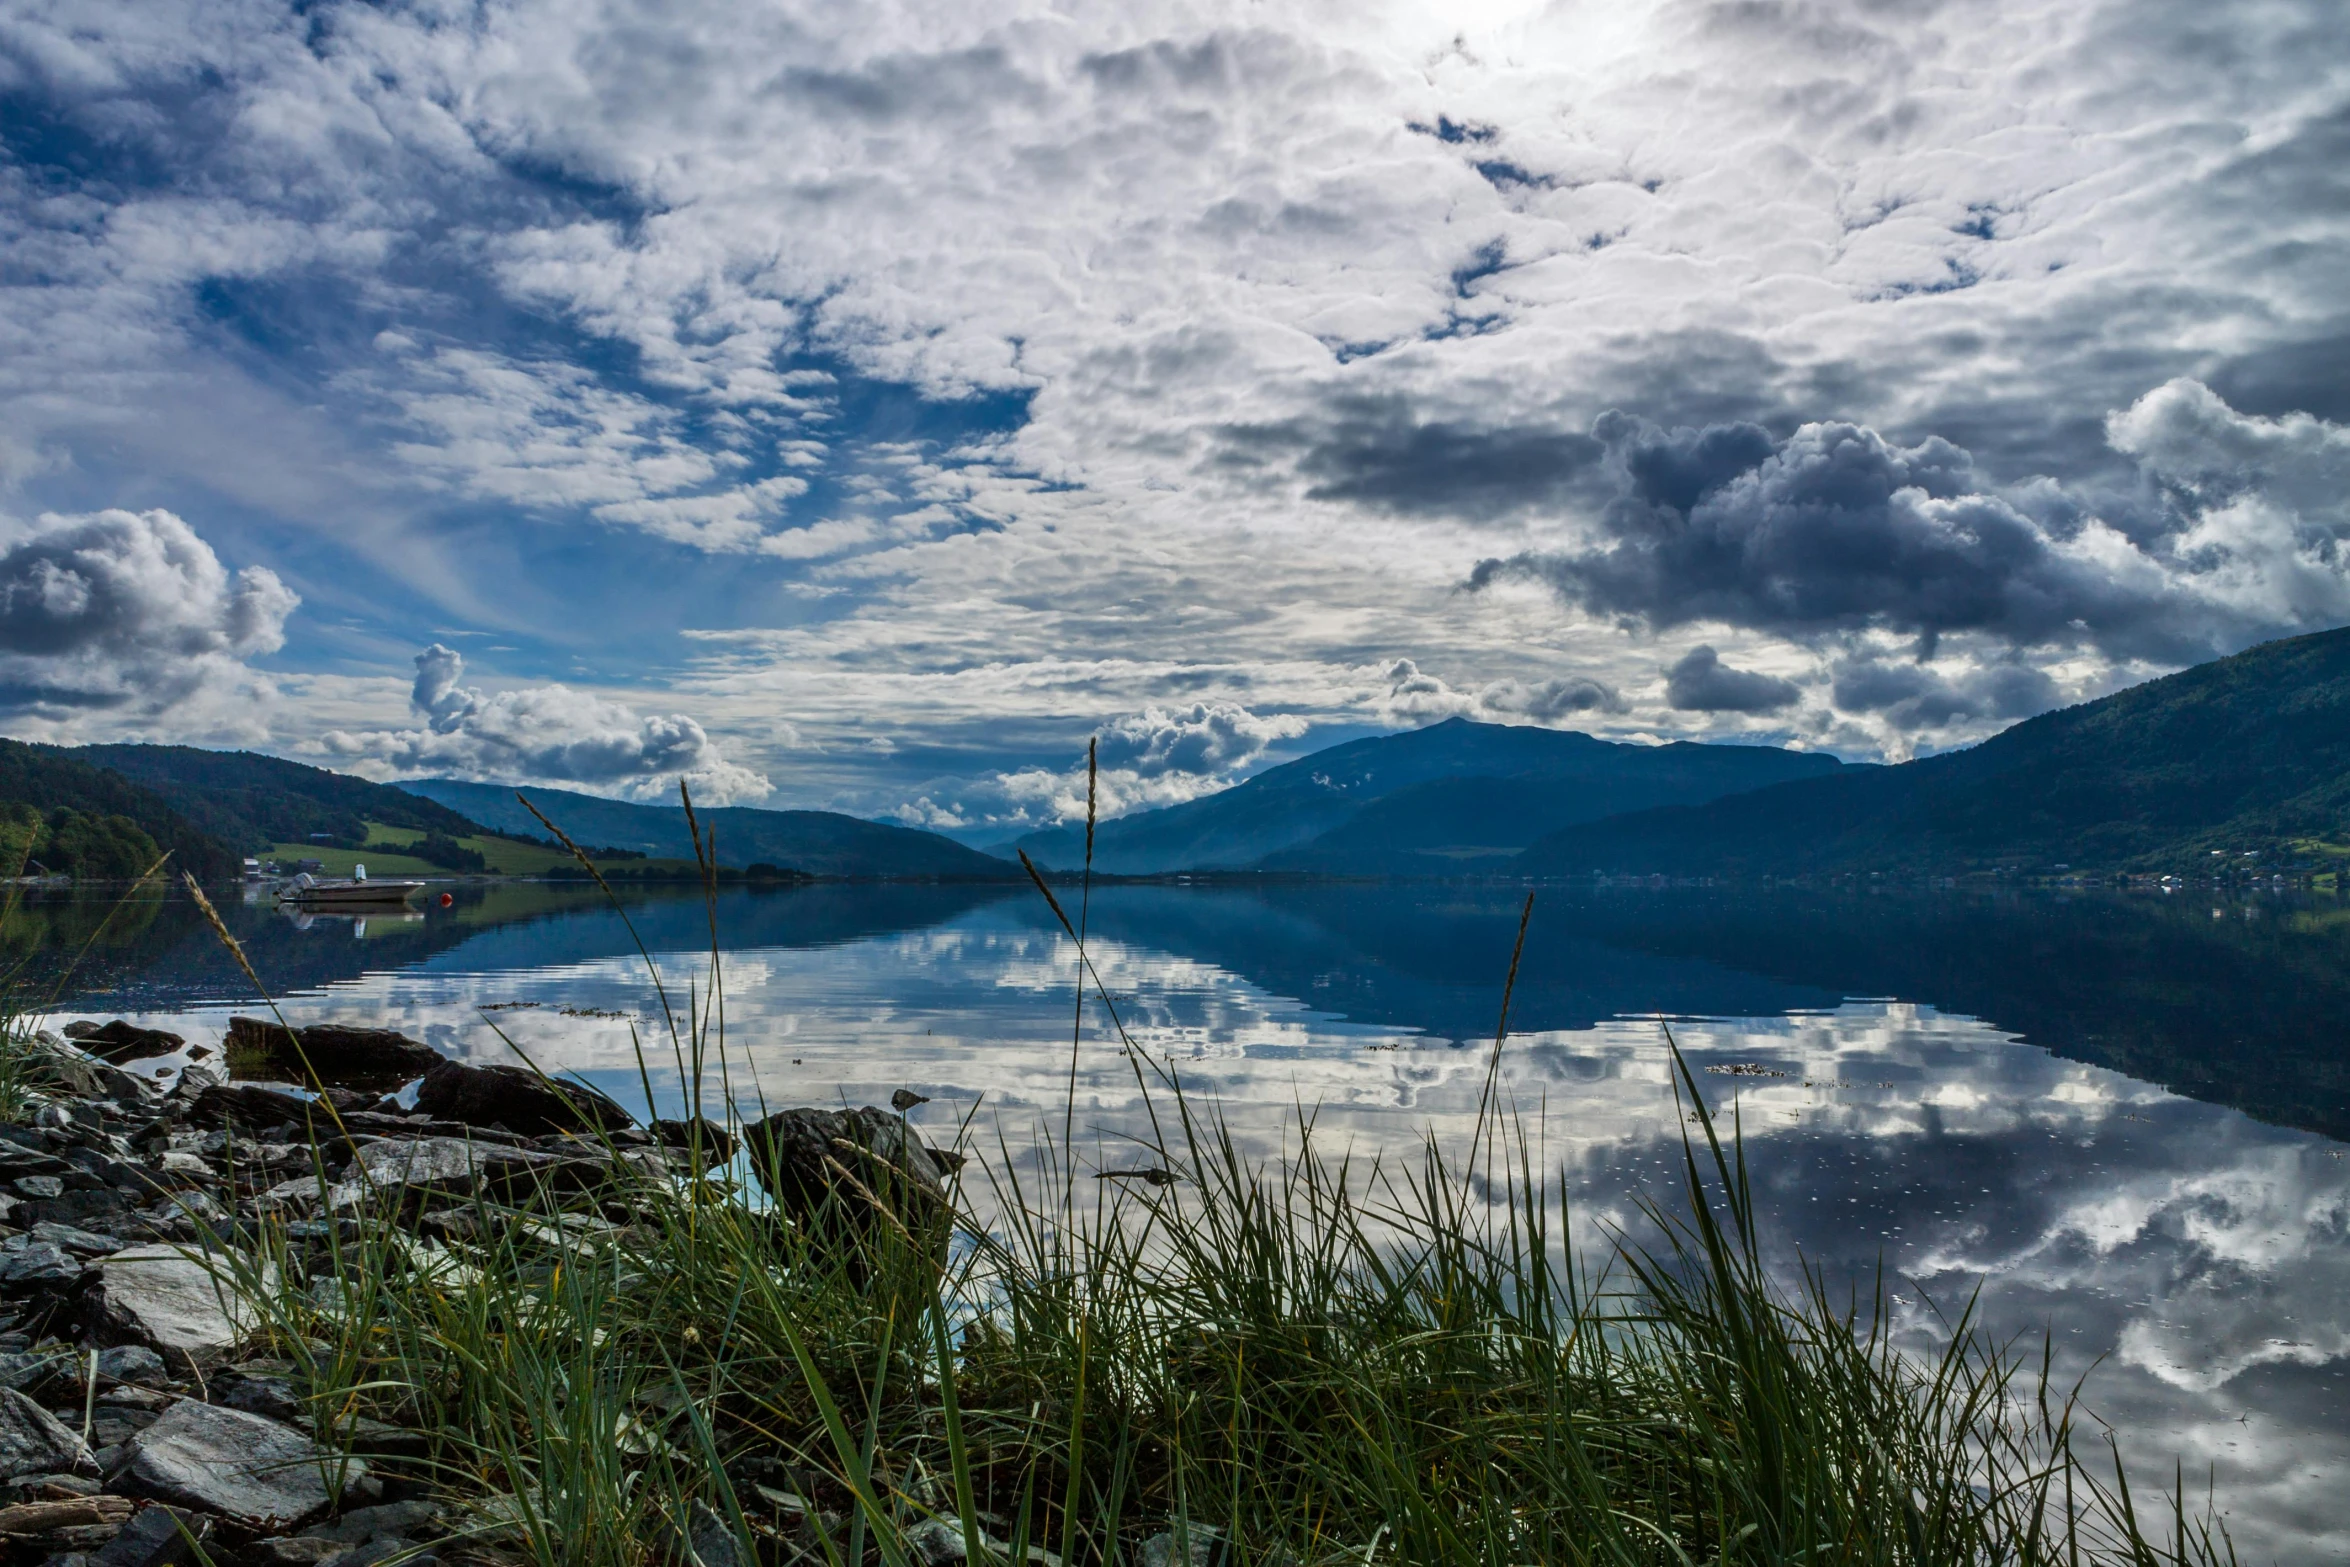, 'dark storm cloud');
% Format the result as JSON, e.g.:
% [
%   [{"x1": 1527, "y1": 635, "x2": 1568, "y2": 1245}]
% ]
[
  {"x1": 1219, "y1": 396, "x2": 1605, "y2": 519},
  {"x1": 1663, "y1": 646, "x2": 1801, "y2": 714},
  {"x1": 1828, "y1": 657, "x2": 2058, "y2": 730},
  {"x1": 1471, "y1": 411, "x2": 2232, "y2": 663},
  {"x1": 1481, "y1": 674, "x2": 1628, "y2": 719}
]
